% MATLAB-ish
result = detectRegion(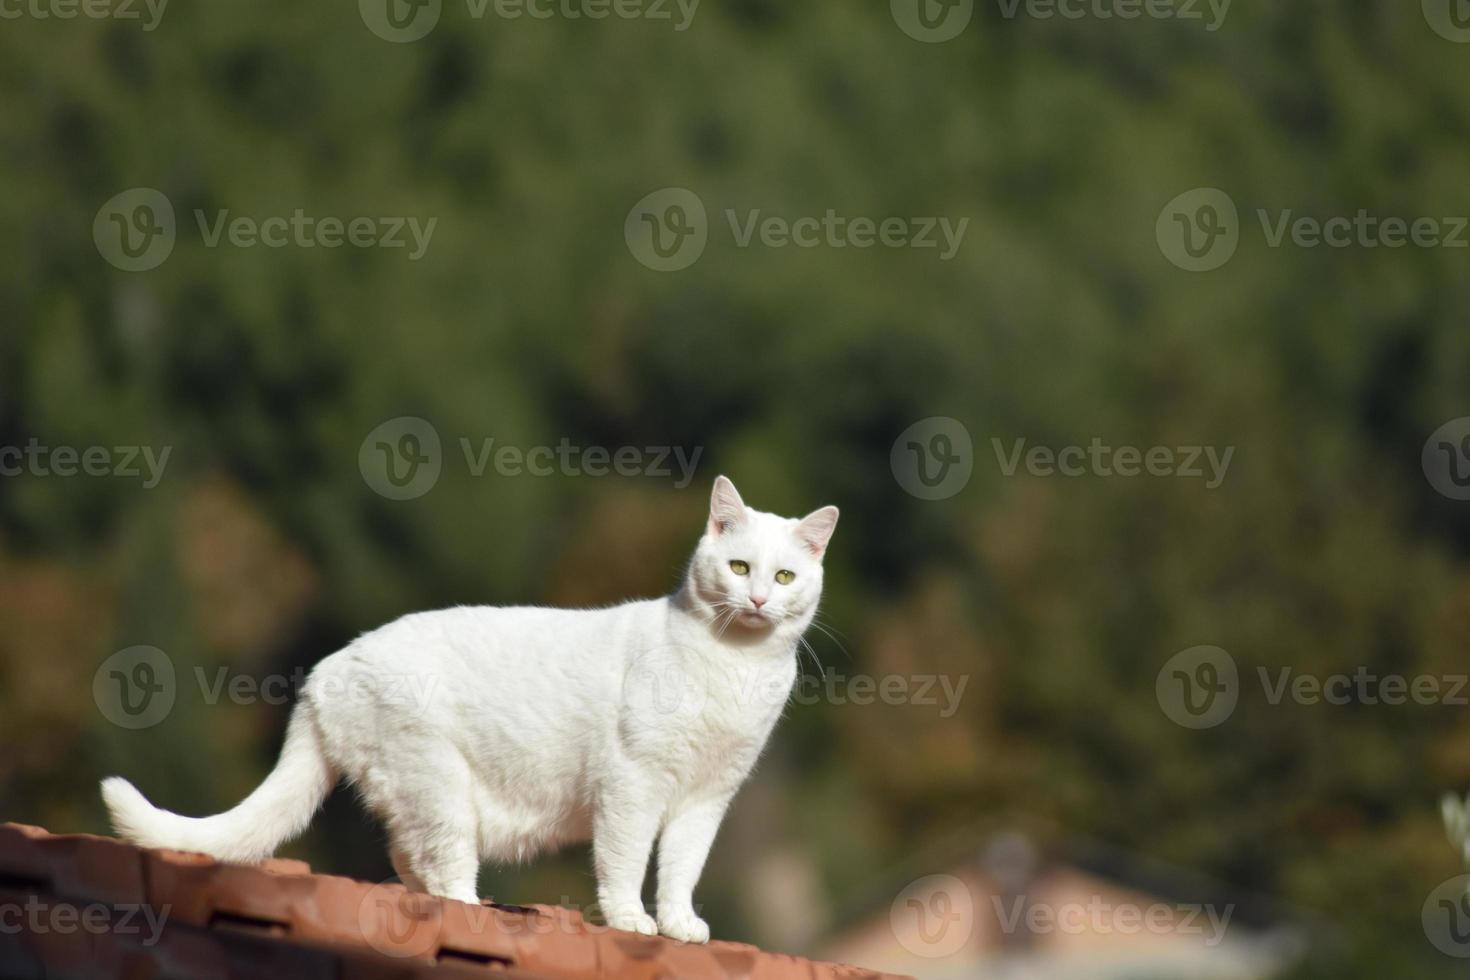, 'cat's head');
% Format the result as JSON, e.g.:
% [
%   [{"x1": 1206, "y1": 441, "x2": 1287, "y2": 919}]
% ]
[{"x1": 688, "y1": 476, "x2": 839, "y2": 633}]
